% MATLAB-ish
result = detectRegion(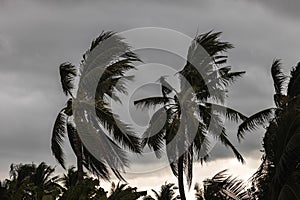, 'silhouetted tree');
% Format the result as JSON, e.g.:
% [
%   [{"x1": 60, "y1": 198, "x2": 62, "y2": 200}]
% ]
[
  {"x1": 135, "y1": 31, "x2": 246, "y2": 200},
  {"x1": 143, "y1": 182, "x2": 179, "y2": 200},
  {"x1": 195, "y1": 170, "x2": 250, "y2": 200},
  {"x1": 240, "y1": 60, "x2": 300, "y2": 199},
  {"x1": 51, "y1": 31, "x2": 141, "y2": 183}
]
